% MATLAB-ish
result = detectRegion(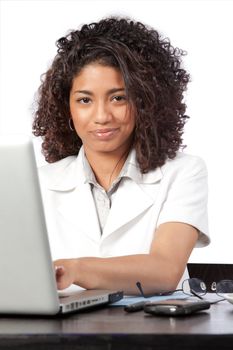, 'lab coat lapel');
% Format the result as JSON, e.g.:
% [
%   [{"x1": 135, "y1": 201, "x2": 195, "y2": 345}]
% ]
[
  {"x1": 102, "y1": 179, "x2": 155, "y2": 239},
  {"x1": 56, "y1": 183, "x2": 101, "y2": 243},
  {"x1": 45, "y1": 151, "x2": 101, "y2": 244}
]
